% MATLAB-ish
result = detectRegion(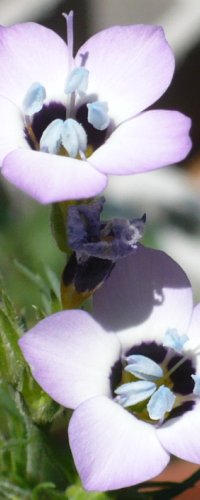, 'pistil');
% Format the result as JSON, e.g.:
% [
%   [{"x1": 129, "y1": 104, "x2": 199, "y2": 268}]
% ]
[{"x1": 63, "y1": 11, "x2": 74, "y2": 75}]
